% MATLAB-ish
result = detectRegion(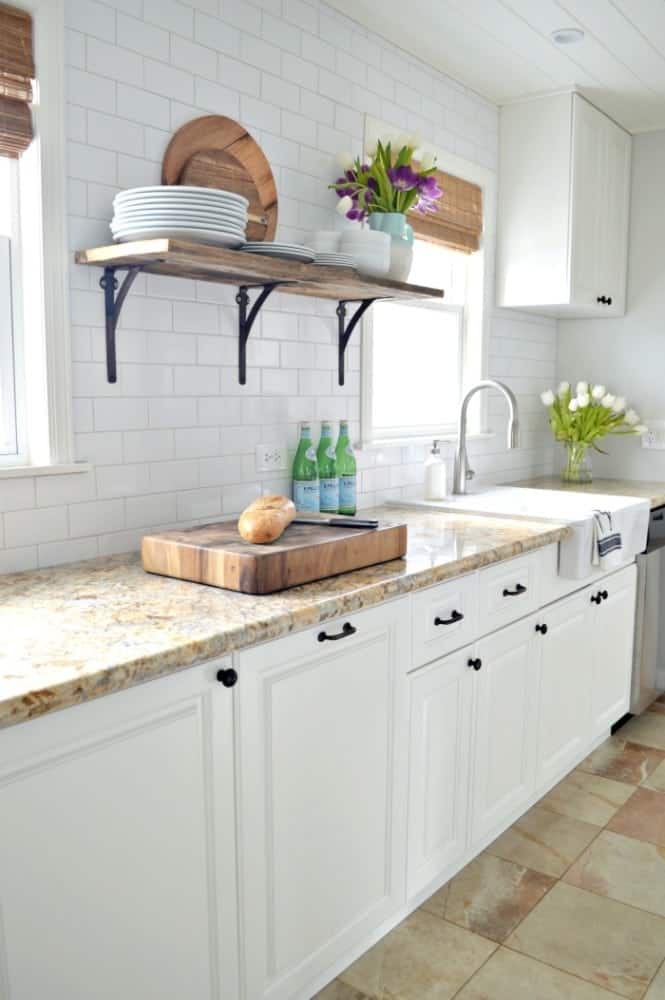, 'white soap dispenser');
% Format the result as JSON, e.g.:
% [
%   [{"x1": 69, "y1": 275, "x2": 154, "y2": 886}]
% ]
[{"x1": 424, "y1": 439, "x2": 447, "y2": 500}]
